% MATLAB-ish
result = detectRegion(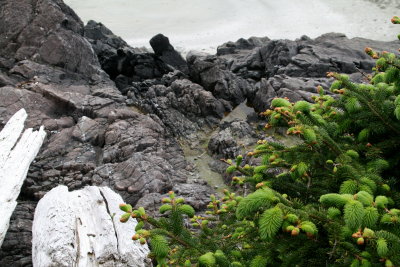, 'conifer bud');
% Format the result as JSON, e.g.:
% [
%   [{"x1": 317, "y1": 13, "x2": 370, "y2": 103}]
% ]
[
  {"x1": 391, "y1": 16, "x2": 400, "y2": 24},
  {"x1": 268, "y1": 155, "x2": 276, "y2": 162},
  {"x1": 326, "y1": 72, "x2": 336, "y2": 78},
  {"x1": 382, "y1": 184, "x2": 390, "y2": 191},
  {"x1": 236, "y1": 155, "x2": 243, "y2": 165},
  {"x1": 286, "y1": 225, "x2": 295, "y2": 232},
  {"x1": 161, "y1": 198, "x2": 171, "y2": 203},
  {"x1": 132, "y1": 234, "x2": 140, "y2": 240},
  {"x1": 362, "y1": 228, "x2": 375, "y2": 238},
  {"x1": 365, "y1": 47, "x2": 373, "y2": 55},
  {"x1": 256, "y1": 182, "x2": 265, "y2": 189},
  {"x1": 119, "y1": 204, "x2": 132, "y2": 213},
  {"x1": 385, "y1": 259, "x2": 394, "y2": 267},
  {"x1": 290, "y1": 165, "x2": 297, "y2": 172},
  {"x1": 139, "y1": 237, "x2": 146, "y2": 245},
  {"x1": 317, "y1": 86, "x2": 324, "y2": 95},
  {"x1": 120, "y1": 212, "x2": 131, "y2": 223},
  {"x1": 357, "y1": 237, "x2": 364, "y2": 245},
  {"x1": 291, "y1": 228, "x2": 299, "y2": 236},
  {"x1": 352, "y1": 232, "x2": 361, "y2": 238}
]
